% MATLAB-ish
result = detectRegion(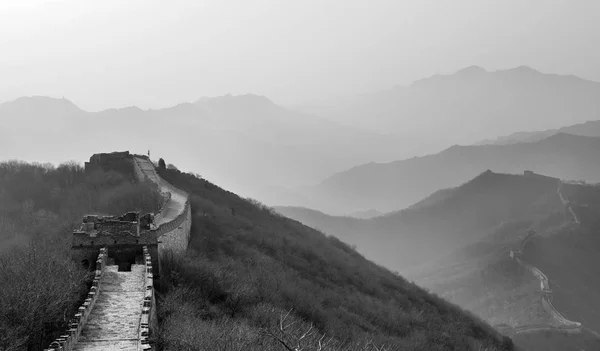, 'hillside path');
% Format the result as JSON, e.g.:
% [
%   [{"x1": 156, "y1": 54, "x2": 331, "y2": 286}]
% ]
[
  {"x1": 73, "y1": 265, "x2": 145, "y2": 351},
  {"x1": 134, "y1": 157, "x2": 186, "y2": 226}
]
